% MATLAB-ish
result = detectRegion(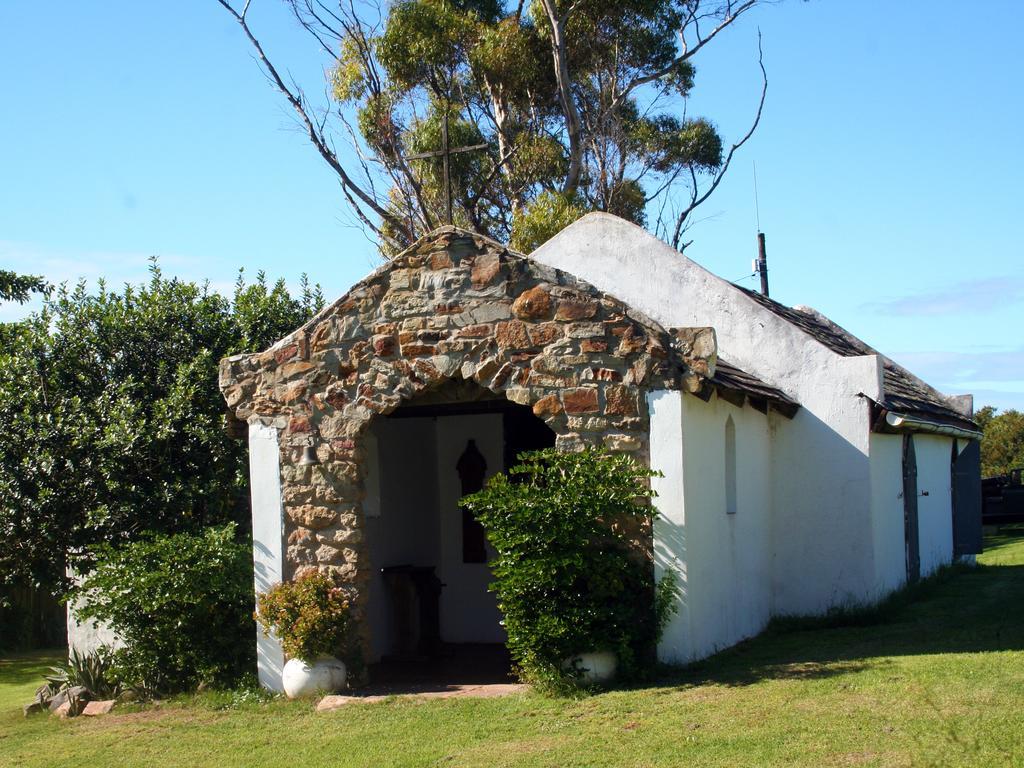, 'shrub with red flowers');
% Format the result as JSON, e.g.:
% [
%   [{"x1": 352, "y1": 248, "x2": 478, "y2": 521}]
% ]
[{"x1": 255, "y1": 574, "x2": 356, "y2": 662}]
